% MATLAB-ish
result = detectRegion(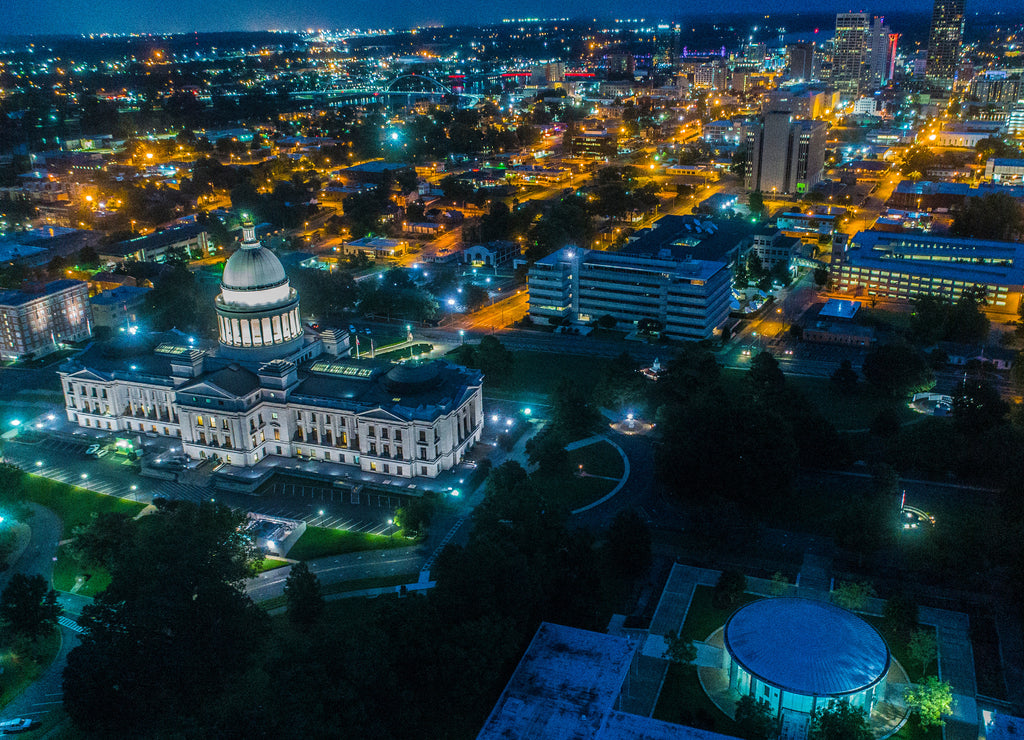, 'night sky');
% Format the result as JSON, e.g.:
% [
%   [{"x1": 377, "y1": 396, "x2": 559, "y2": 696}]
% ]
[{"x1": 4, "y1": 0, "x2": 1021, "y2": 37}]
